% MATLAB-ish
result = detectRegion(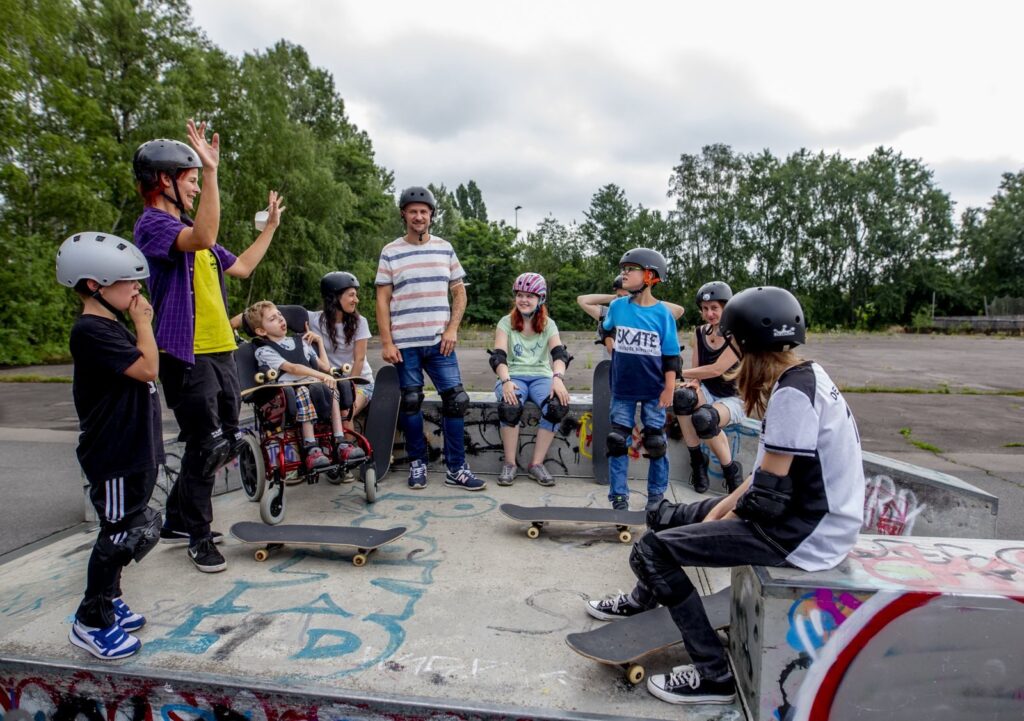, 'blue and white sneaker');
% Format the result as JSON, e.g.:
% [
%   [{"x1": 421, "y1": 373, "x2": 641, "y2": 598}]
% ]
[
  {"x1": 112, "y1": 597, "x2": 145, "y2": 632},
  {"x1": 69, "y1": 620, "x2": 141, "y2": 660},
  {"x1": 408, "y1": 459, "x2": 428, "y2": 489},
  {"x1": 444, "y1": 464, "x2": 486, "y2": 491}
]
